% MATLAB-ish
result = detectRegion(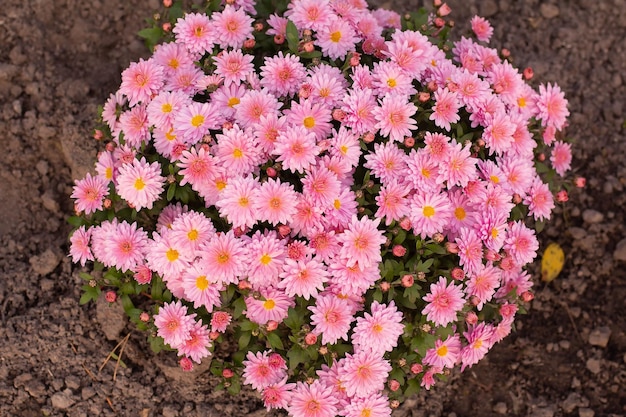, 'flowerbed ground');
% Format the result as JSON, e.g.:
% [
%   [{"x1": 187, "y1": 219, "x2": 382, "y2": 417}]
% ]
[{"x1": 0, "y1": 0, "x2": 625, "y2": 416}]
